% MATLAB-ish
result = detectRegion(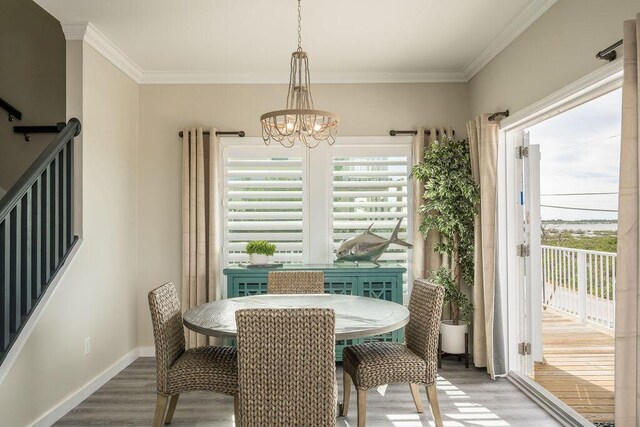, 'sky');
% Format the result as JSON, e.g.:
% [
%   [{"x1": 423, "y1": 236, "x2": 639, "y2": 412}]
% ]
[{"x1": 526, "y1": 88, "x2": 622, "y2": 222}]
